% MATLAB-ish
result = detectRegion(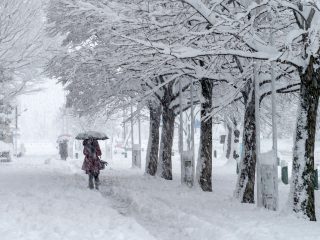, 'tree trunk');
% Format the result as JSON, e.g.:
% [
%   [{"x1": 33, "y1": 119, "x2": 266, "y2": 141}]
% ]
[
  {"x1": 158, "y1": 94, "x2": 175, "y2": 180},
  {"x1": 158, "y1": 106, "x2": 175, "y2": 180},
  {"x1": 226, "y1": 119, "x2": 240, "y2": 165},
  {"x1": 145, "y1": 102, "x2": 161, "y2": 176},
  {"x1": 290, "y1": 58, "x2": 319, "y2": 221},
  {"x1": 234, "y1": 80, "x2": 257, "y2": 203},
  {"x1": 225, "y1": 123, "x2": 232, "y2": 159},
  {"x1": 232, "y1": 123, "x2": 240, "y2": 163},
  {"x1": 197, "y1": 78, "x2": 213, "y2": 191}
]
